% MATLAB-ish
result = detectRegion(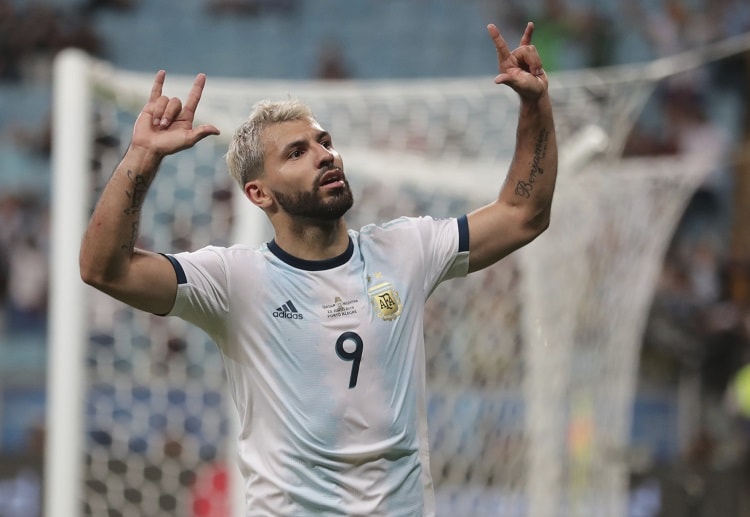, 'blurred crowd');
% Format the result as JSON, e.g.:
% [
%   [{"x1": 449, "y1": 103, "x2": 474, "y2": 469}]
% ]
[
  {"x1": 0, "y1": 1, "x2": 104, "y2": 83},
  {"x1": 0, "y1": 194, "x2": 48, "y2": 338},
  {"x1": 483, "y1": 0, "x2": 750, "y2": 68},
  {"x1": 0, "y1": 0, "x2": 95, "y2": 341}
]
